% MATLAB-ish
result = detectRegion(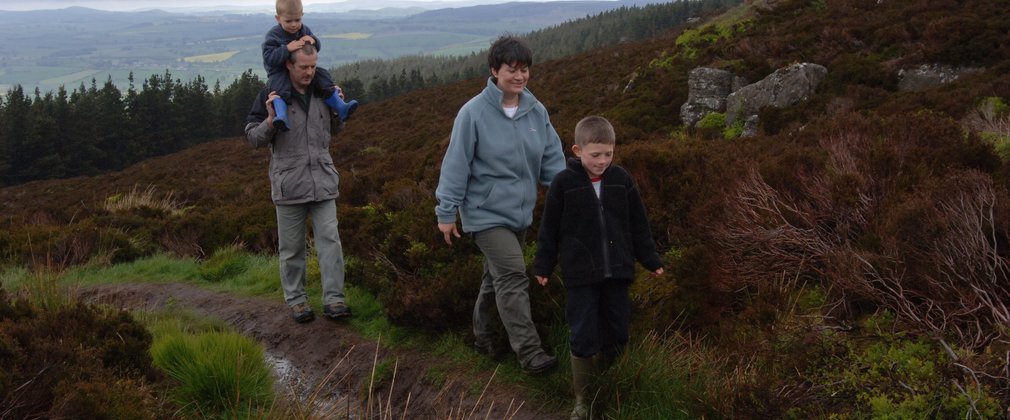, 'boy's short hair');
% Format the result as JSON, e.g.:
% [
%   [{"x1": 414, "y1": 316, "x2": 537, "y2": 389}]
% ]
[
  {"x1": 574, "y1": 116, "x2": 616, "y2": 147},
  {"x1": 276, "y1": 0, "x2": 302, "y2": 15},
  {"x1": 487, "y1": 34, "x2": 533, "y2": 71}
]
